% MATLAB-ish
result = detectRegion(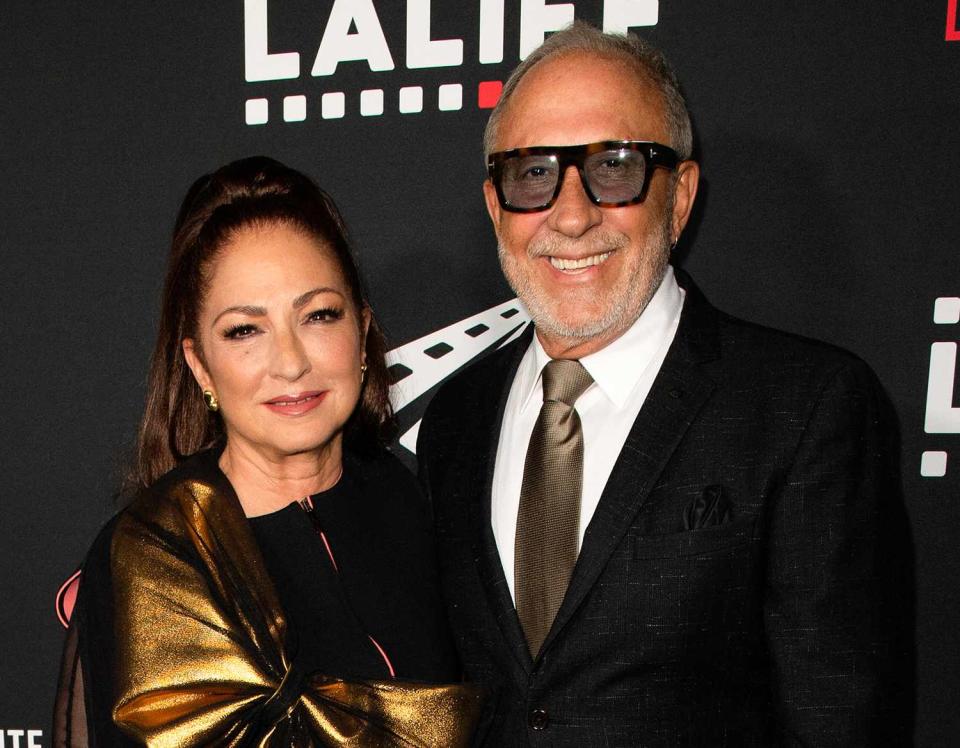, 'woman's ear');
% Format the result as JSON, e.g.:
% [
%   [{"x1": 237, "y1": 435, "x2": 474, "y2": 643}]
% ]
[
  {"x1": 182, "y1": 338, "x2": 213, "y2": 393},
  {"x1": 360, "y1": 307, "x2": 372, "y2": 366}
]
